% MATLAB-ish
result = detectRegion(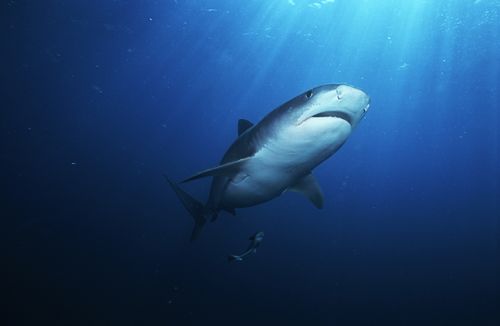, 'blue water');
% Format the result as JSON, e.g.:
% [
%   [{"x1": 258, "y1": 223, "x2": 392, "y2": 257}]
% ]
[{"x1": 4, "y1": 0, "x2": 499, "y2": 325}]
